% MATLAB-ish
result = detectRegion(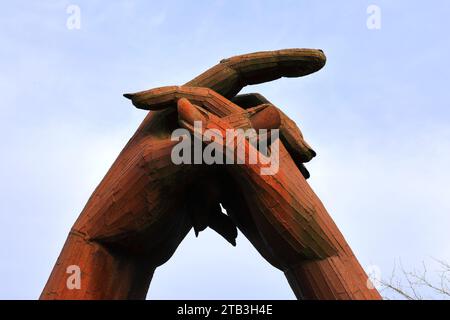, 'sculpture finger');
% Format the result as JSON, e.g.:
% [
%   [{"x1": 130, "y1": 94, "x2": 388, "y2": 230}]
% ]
[
  {"x1": 185, "y1": 174, "x2": 238, "y2": 246},
  {"x1": 124, "y1": 49, "x2": 326, "y2": 108},
  {"x1": 207, "y1": 204, "x2": 238, "y2": 247},
  {"x1": 277, "y1": 108, "x2": 316, "y2": 163},
  {"x1": 124, "y1": 86, "x2": 243, "y2": 116},
  {"x1": 186, "y1": 48, "x2": 326, "y2": 99}
]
